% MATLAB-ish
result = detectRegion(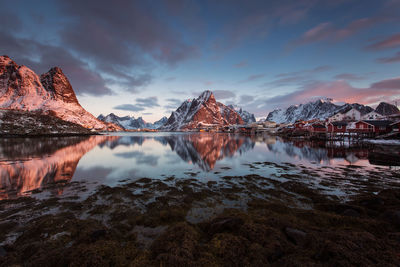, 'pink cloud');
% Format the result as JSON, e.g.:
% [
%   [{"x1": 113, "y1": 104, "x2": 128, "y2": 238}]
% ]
[
  {"x1": 298, "y1": 78, "x2": 400, "y2": 105},
  {"x1": 260, "y1": 77, "x2": 400, "y2": 111},
  {"x1": 376, "y1": 51, "x2": 400, "y2": 63},
  {"x1": 304, "y1": 79, "x2": 399, "y2": 104},
  {"x1": 366, "y1": 33, "x2": 400, "y2": 50},
  {"x1": 370, "y1": 77, "x2": 400, "y2": 89},
  {"x1": 293, "y1": 17, "x2": 382, "y2": 46}
]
